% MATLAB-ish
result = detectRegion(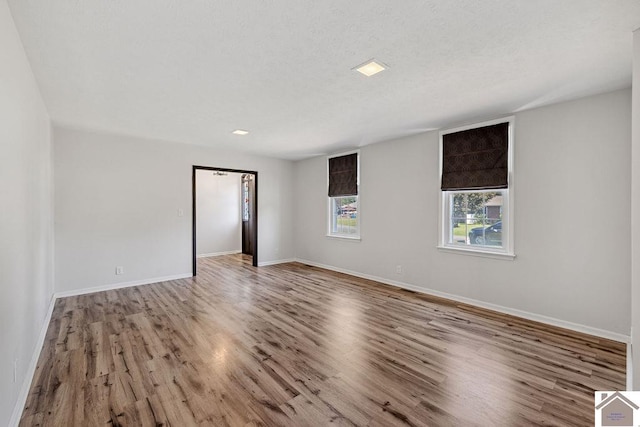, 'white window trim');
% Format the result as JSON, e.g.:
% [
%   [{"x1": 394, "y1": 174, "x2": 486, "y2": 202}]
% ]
[
  {"x1": 327, "y1": 150, "x2": 361, "y2": 240},
  {"x1": 437, "y1": 116, "x2": 515, "y2": 259}
]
